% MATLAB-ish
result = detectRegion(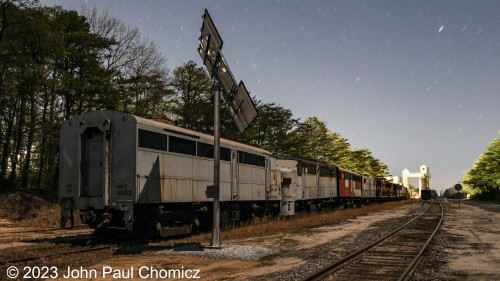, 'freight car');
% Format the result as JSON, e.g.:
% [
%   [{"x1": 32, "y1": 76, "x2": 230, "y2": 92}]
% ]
[{"x1": 59, "y1": 110, "x2": 407, "y2": 237}]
